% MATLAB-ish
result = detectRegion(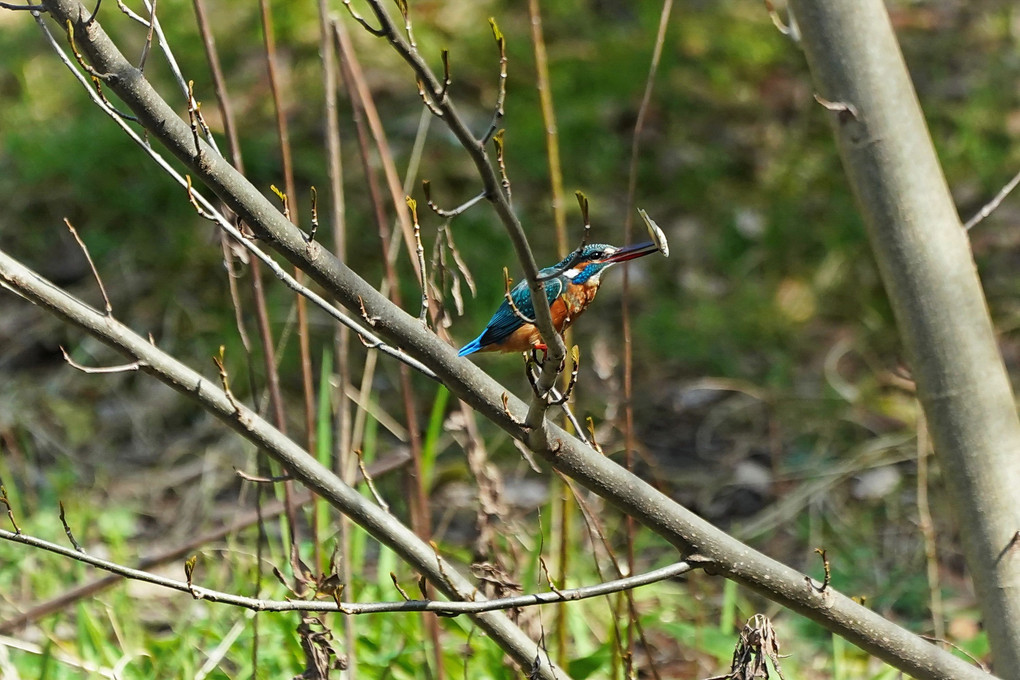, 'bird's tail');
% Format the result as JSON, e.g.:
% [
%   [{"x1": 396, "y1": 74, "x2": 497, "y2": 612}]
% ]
[{"x1": 458, "y1": 336, "x2": 485, "y2": 357}]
